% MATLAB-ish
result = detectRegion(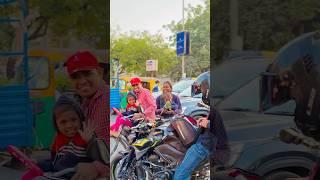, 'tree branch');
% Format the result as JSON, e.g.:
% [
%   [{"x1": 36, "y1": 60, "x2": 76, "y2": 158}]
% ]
[{"x1": 28, "y1": 17, "x2": 49, "y2": 40}]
